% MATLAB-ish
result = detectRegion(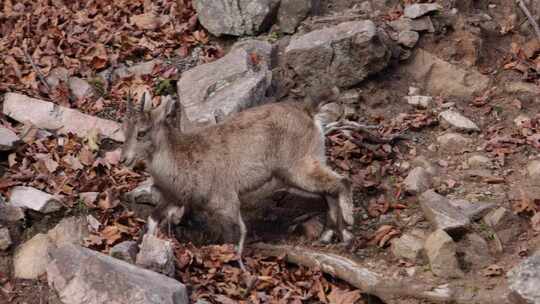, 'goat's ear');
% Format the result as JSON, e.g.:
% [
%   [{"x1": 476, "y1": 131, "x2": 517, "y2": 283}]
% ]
[{"x1": 153, "y1": 96, "x2": 178, "y2": 123}]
